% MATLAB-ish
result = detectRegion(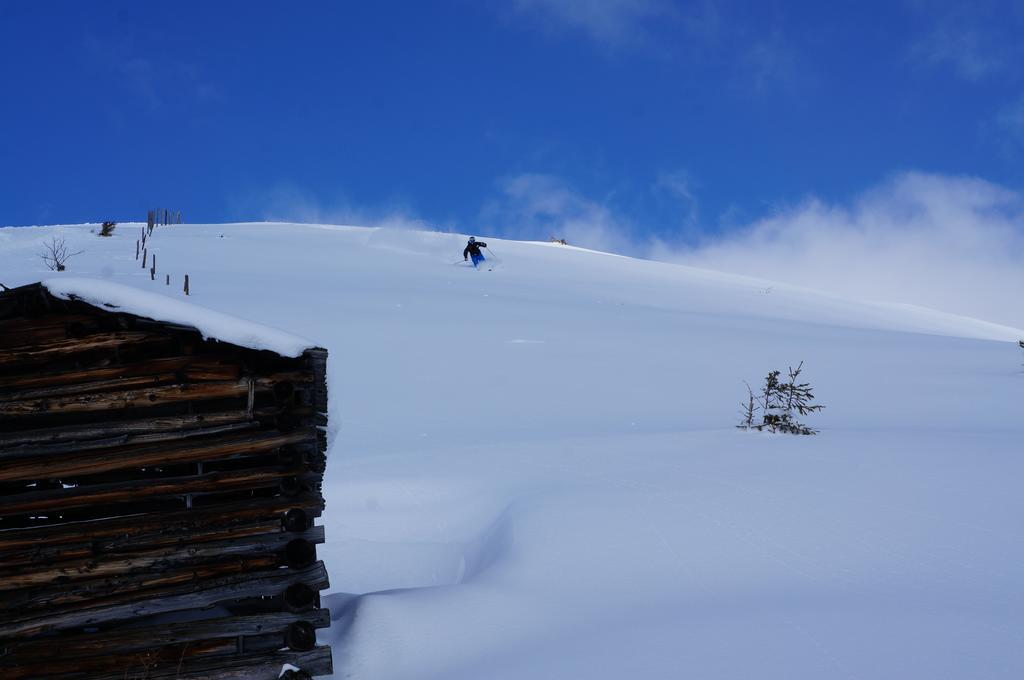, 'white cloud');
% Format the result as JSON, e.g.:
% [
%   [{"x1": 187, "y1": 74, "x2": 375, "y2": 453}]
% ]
[
  {"x1": 665, "y1": 172, "x2": 1024, "y2": 328},
  {"x1": 654, "y1": 170, "x2": 699, "y2": 226},
  {"x1": 911, "y1": 26, "x2": 1002, "y2": 81},
  {"x1": 509, "y1": 0, "x2": 673, "y2": 47},
  {"x1": 241, "y1": 182, "x2": 440, "y2": 232},
  {"x1": 907, "y1": 1, "x2": 1022, "y2": 82},
  {"x1": 996, "y1": 95, "x2": 1024, "y2": 146},
  {"x1": 505, "y1": 1, "x2": 805, "y2": 96},
  {"x1": 738, "y1": 29, "x2": 800, "y2": 94},
  {"x1": 480, "y1": 174, "x2": 641, "y2": 254},
  {"x1": 82, "y1": 33, "x2": 223, "y2": 110},
  {"x1": 482, "y1": 170, "x2": 1024, "y2": 327}
]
